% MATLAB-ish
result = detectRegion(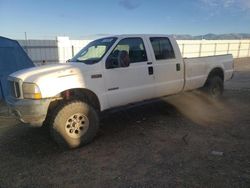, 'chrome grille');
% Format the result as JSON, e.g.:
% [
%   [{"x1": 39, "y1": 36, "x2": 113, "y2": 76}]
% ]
[{"x1": 9, "y1": 80, "x2": 21, "y2": 98}]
